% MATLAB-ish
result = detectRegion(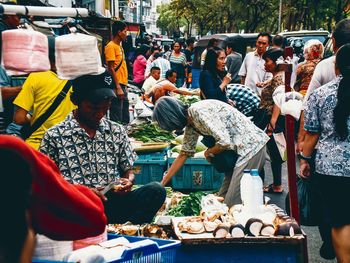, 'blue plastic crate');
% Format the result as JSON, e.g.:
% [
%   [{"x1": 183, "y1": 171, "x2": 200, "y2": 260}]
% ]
[
  {"x1": 32, "y1": 234, "x2": 180, "y2": 263},
  {"x1": 175, "y1": 237, "x2": 306, "y2": 263},
  {"x1": 108, "y1": 234, "x2": 180, "y2": 263},
  {"x1": 133, "y1": 150, "x2": 168, "y2": 185},
  {"x1": 168, "y1": 157, "x2": 224, "y2": 190}
]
